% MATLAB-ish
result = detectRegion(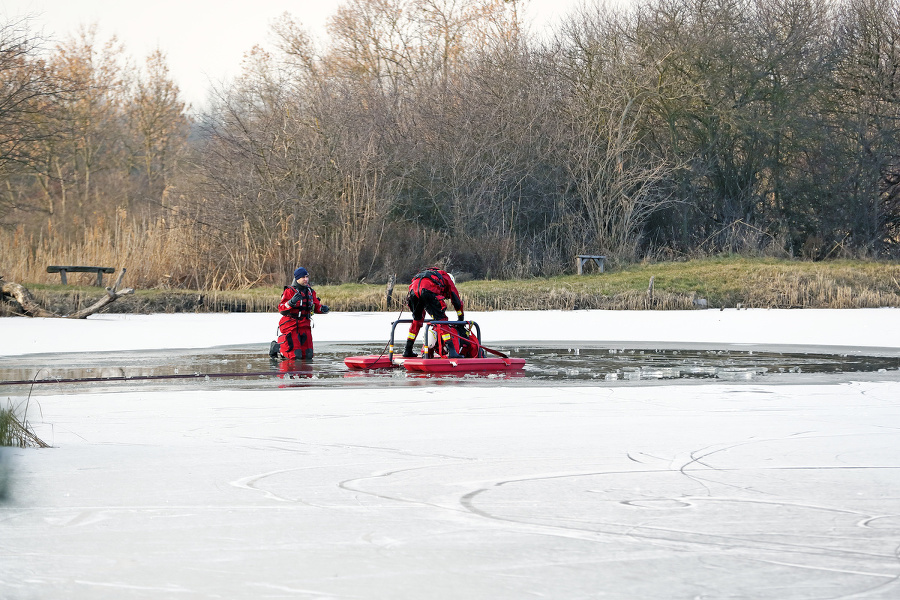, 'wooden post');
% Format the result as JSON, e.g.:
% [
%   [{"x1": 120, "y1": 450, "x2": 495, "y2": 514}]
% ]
[
  {"x1": 647, "y1": 276, "x2": 655, "y2": 306},
  {"x1": 385, "y1": 274, "x2": 395, "y2": 309},
  {"x1": 111, "y1": 267, "x2": 126, "y2": 291}
]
